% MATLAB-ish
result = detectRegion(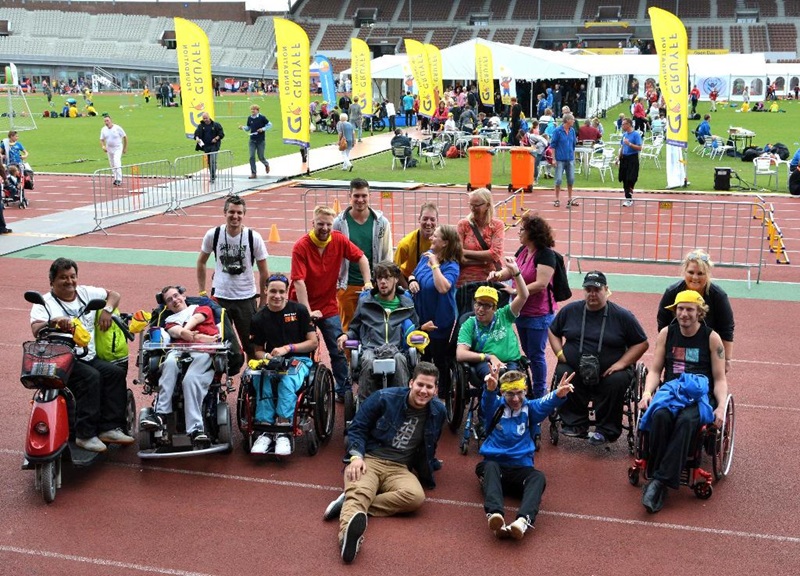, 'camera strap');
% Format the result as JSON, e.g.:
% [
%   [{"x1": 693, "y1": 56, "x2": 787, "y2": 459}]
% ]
[
  {"x1": 50, "y1": 290, "x2": 88, "y2": 318},
  {"x1": 579, "y1": 303, "x2": 607, "y2": 355}
]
